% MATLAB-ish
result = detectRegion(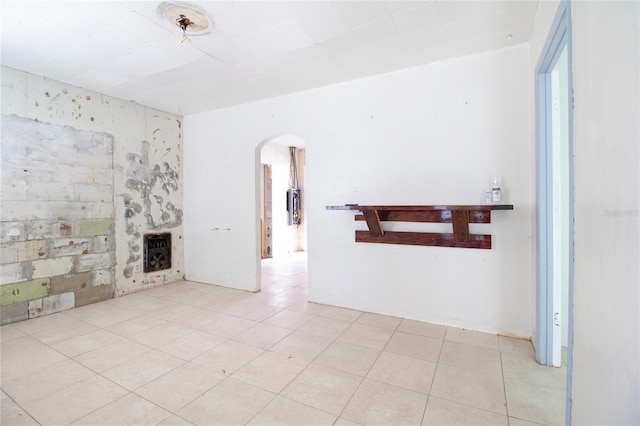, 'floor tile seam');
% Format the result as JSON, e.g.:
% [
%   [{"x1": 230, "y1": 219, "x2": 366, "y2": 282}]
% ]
[
  {"x1": 257, "y1": 286, "x2": 291, "y2": 296},
  {"x1": 502, "y1": 375, "x2": 568, "y2": 392},
  {"x1": 96, "y1": 345, "x2": 190, "y2": 392},
  {"x1": 501, "y1": 352, "x2": 567, "y2": 380},
  {"x1": 229, "y1": 350, "x2": 309, "y2": 387},
  {"x1": 251, "y1": 394, "x2": 339, "y2": 424},
  {"x1": 434, "y1": 359, "x2": 508, "y2": 386},
  {"x1": 438, "y1": 340, "x2": 504, "y2": 375},
  {"x1": 195, "y1": 323, "x2": 251, "y2": 341},
  {"x1": 0, "y1": 399, "x2": 38, "y2": 423},
  {"x1": 497, "y1": 334, "x2": 535, "y2": 351},
  {"x1": 155, "y1": 344, "x2": 223, "y2": 364},
  {"x1": 396, "y1": 326, "x2": 447, "y2": 340},
  {"x1": 391, "y1": 328, "x2": 446, "y2": 342},
  {"x1": 360, "y1": 374, "x2": 432, "y2": 399},
  {"x1": 353, "y1": 318, "x2": 403, "y2": 332},
  {"x1": 315, "y1": 309, "x2": 364, "y2": 324},
  {"x1": 0, "y1": 326, "x2": 27, "y2": 342},
  {"x1": 335, "y1": 330, "x2": 394, "y2": 352},
  {"x1": 261, "y1": 300, "x2": 301, "y2": 311},
  {"x1": 48, "y1": 331, "x2": 130, "y2": 359},
  {"x1": 336, "y1": 377, "x2": 431, "y2": 426},
  {"x1": 266, "y1": 329, "x2": 337, "y2": 376},
  {"x1": 506, "y1": 413, "x2": 549, "y2": 425},
  {"x1": 442, "y1": 338, "x2": 502, "y2": 353},
  {"x1": 426, "y1": 395, "x2": 512, "y2": 421},
  {"x1": 155, "y1": 299, "x2": 215, "y2": 310},
  {"x1": 73, "y1": 340, "x2": 157, "y2": 374},
  {"x1": 435, "y1": 358, "x2": 504, "y2": 378},
  {"x1": 261, "y1": 315, "x2": 318, "y2": 332},
  {"x1": 334, "y1": 333, "x2": 387, "y2": 380},
  {"x1": 427, "y1": 385, "x2": 509, "y2": 418},
  {"x1": 443, "y1": 326, "x2": 501, "y2": 348},
  {"x1": 0, "y1": 383, "x2": 38, "y2": 415},
  {"x1": 501, "y1": 366, "x2": 569, "y2": 388},
  {"x1": 320, "y1": 321, "x2": 394, "y2": 419},
  {"x1": 0, "y1": 335, "x2": 22, "y2": 344},
  {"x1": 369, "y1": 346, "x2": 441, "y2": 369},
  {"x1": 220, "y1": 304, "x2": 286, "y2": 322},
  {"x1": 332, "y1": 370, "x2": 368, "y2": 423},
  {"x1": 252, "y1": 328, "x2": 296, "y2": 352},
  {"x1": 130, "y1": 368, "x2": 220, "y2": 414},
  {"x1": 71, "y1": 390, "x2": 173, "y2": 425},
  {"x1": 157, "y1": 287, "x2": 224, "y2": 298},
  {"x1": 25, "y1": 320, "x2": 100, "y2": 345},
  {"x1": 143, "y1": 301, "x2": 205, "y2": 315},
  {"x1": 98, "y1": 356, "x2": 188, "y2": 395},
  {"x1": 21, "y1": 373, "x2": 131, "y2": 425},
  {"x1": 311, "y1": 314, "x2": 367, "y2": 358},
  {"x1": 0, "y1": 333, "x2": 57, "y2": 355},
  {"x1": 9, "y1": 354, "x2": 106, "y2": 398},
  {"x1": 502, "y1": 360, "x2": 567, "y2": 379},
  {"x1": 36, "y1": 311, "x2": 97, "y2": 331},
  {"x1": 140, "y1": 291, "x2": 181, "y2": 300},
  {"x1": 199, "y1": 303, "x2": 246, "y2": 315},
  {"x1": 231, "y1": 352, "x2": 312, "y2": 406},
  {"x1": 175, "y1": 316, "x2": 223, "y2": 331},
  {"x1": 379, "y1": 335, "x2": 443, "y2": 365},
  {"x1": 419, "y1": 329, "x2": 447, "y2": 425},
  {"x1": 127, "y1": 325, "x2": 201, "y2": 349},
  {"x1": 498, "y1": 343, "x2": 512, "y2": 421},
  {"x1": 104, "y1": 296, "x2": 158, "y2": 309},
  {"x1": 1, "y1": 409, "x2": 38, "y2": 425},
  {"x1": 200, "y1": 343, "x2": 266, "y2": 376},
  {"x1": 1, "y1": 341, "x2": 75, "y2": 379},
  {"x1": 227, "y1": 320, "x2": 294, "y2": 348},
  {"x1": 208, "y1": 375, "x2": 280, "y2": 424}
]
